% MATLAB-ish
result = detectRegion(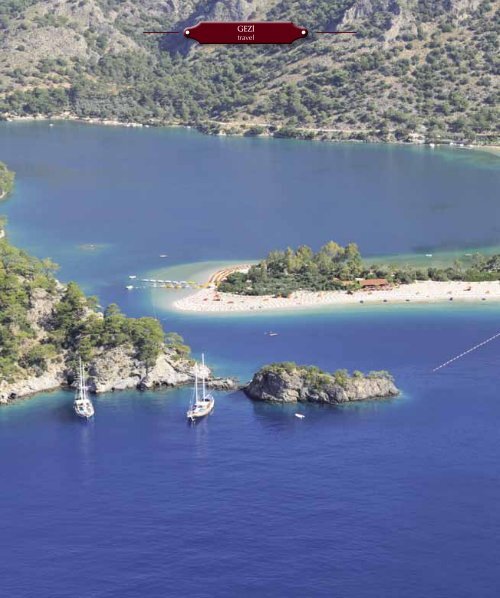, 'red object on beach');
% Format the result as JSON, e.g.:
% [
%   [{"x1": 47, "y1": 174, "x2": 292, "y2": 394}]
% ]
[{"x1": 183, "y1": 22, "x2": 308, "y2": 44}]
